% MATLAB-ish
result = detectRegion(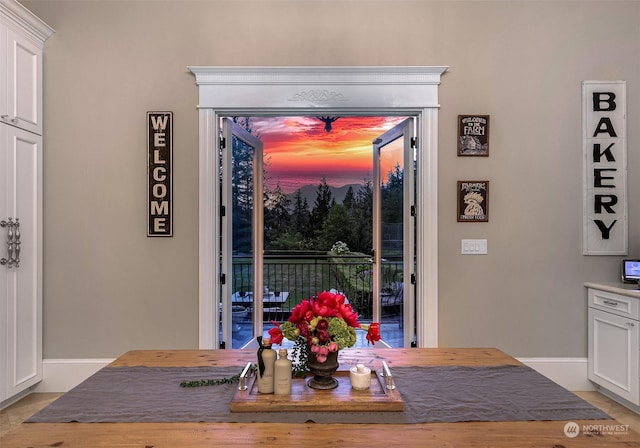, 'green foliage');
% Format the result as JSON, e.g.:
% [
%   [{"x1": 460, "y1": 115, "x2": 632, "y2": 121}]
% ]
[{"x1": 179, "y1": 364, "x2": 257, "y2": 387}]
